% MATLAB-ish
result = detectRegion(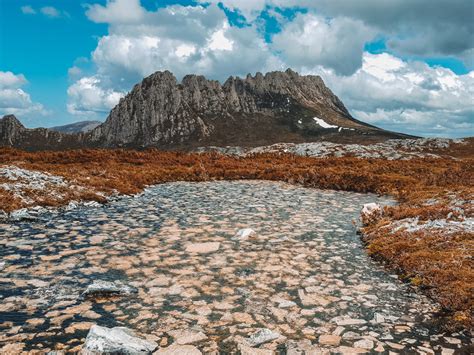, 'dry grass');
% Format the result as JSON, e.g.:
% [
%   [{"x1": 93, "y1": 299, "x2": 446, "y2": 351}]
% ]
[{"x1": 0, "y1": 147, "x2": 473, "y2": 329}]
